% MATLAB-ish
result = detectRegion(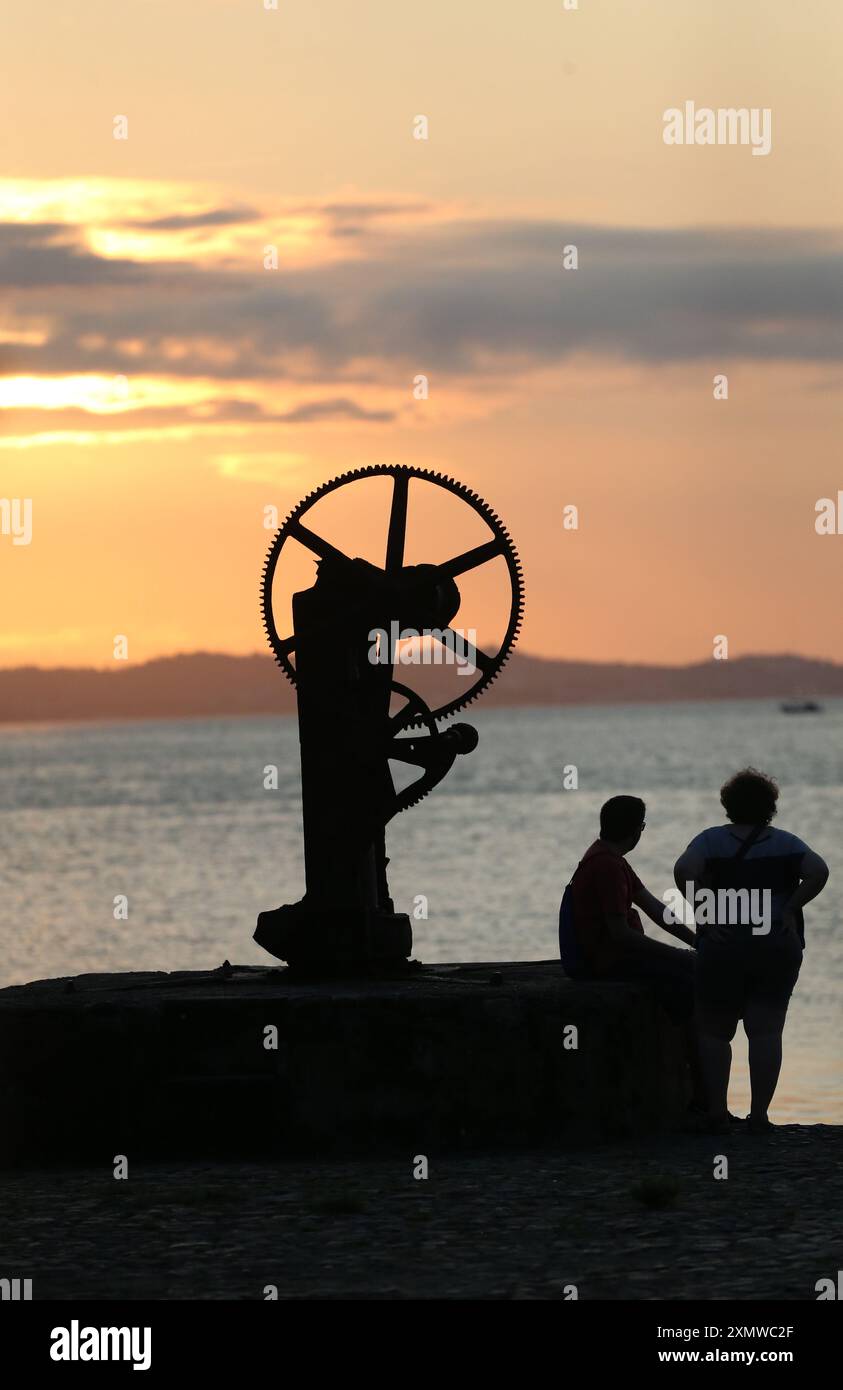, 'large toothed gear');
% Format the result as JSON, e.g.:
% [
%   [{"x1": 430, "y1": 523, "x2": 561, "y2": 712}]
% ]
[{"x1": 261, "y1": 464, "x2": 524, "y2": 730}]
